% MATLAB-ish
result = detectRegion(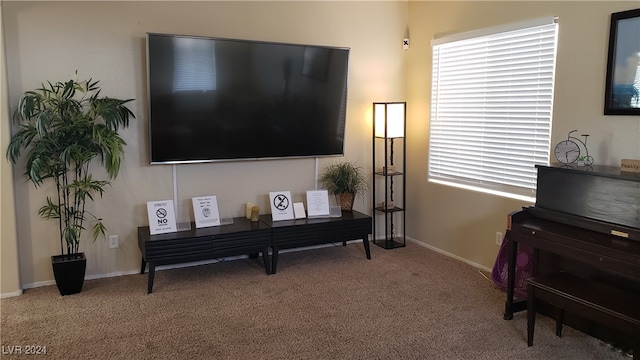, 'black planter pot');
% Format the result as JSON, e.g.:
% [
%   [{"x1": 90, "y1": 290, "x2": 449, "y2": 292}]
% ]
[{"x1": 51, "y1": 253, "x2": 86, "y2": 296}]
